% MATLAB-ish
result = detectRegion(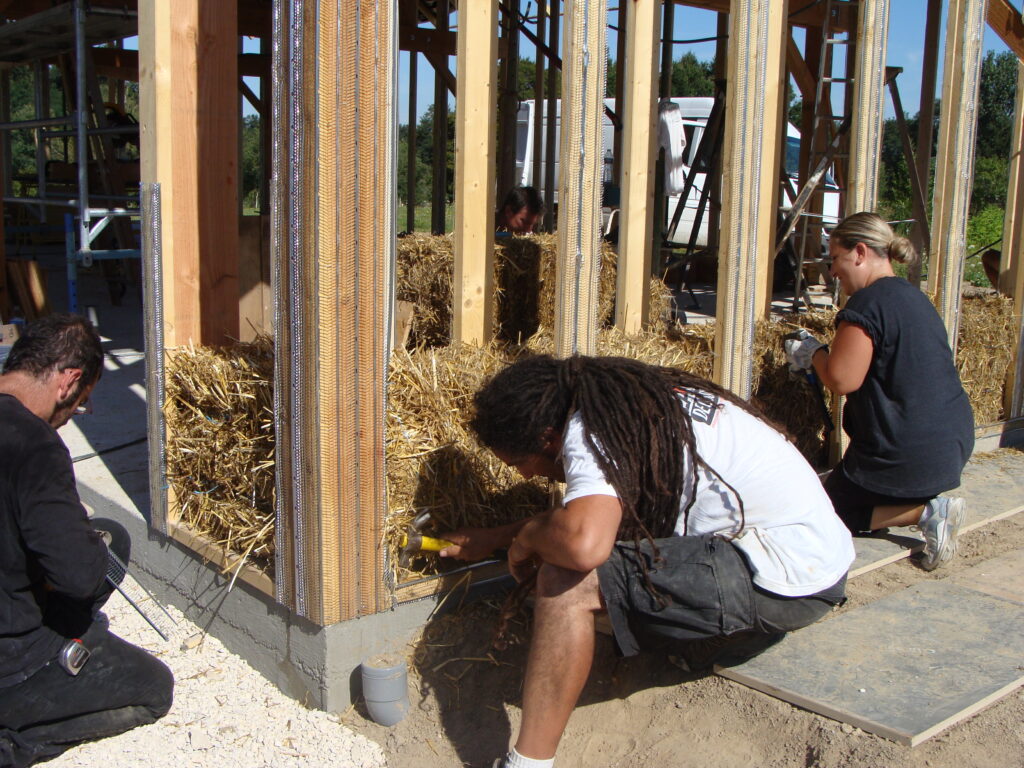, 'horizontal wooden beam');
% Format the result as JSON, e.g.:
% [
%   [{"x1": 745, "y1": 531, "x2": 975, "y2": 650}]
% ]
[
  {"x1": 987, "y1": 0, "x2": 1024, "y2": 61},
  {"x1": 399, "y1": 24, "x2": 456, "y2": 56},
  {"x1": 674, "y1": 0, "x2": 853, "y2": 31}
]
